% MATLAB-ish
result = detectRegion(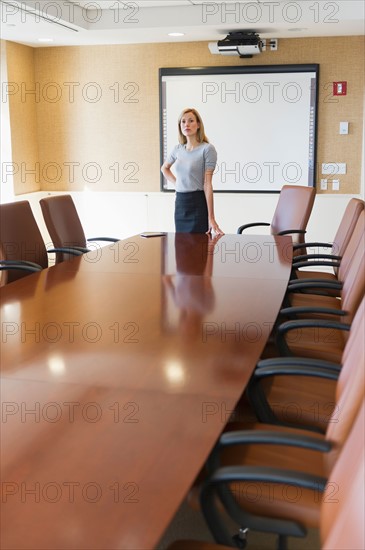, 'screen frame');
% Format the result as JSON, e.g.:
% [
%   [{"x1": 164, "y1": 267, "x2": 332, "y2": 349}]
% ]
[{"x1": 159, "y1": 63, "x2": 319, "y2": 193}]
